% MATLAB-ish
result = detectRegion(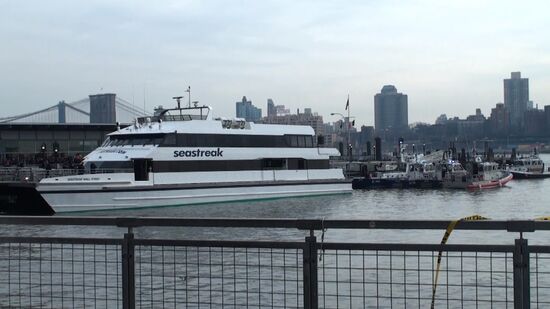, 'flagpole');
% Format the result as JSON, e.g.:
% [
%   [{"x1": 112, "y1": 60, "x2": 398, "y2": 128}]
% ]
[{"x1": 347, "y1": 94, "x2": 351, "y2": 162}]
